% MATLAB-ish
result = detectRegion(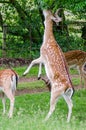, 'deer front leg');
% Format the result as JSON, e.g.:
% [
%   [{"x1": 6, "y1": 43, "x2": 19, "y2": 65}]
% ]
[
  {"x1": 38, "y1": 63, "x2": 42, "y2": 80},
  {"x1": 23, "y1": 57, "x2": 42, "y2": 76}
]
